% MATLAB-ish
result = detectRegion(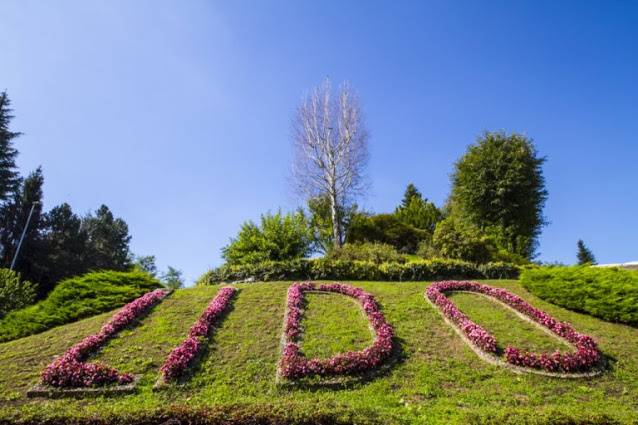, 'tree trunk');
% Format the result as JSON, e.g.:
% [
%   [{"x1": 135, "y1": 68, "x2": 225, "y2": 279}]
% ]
[{"x1": 329, "y1": 192, "x2": 342, "y2": 249}]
